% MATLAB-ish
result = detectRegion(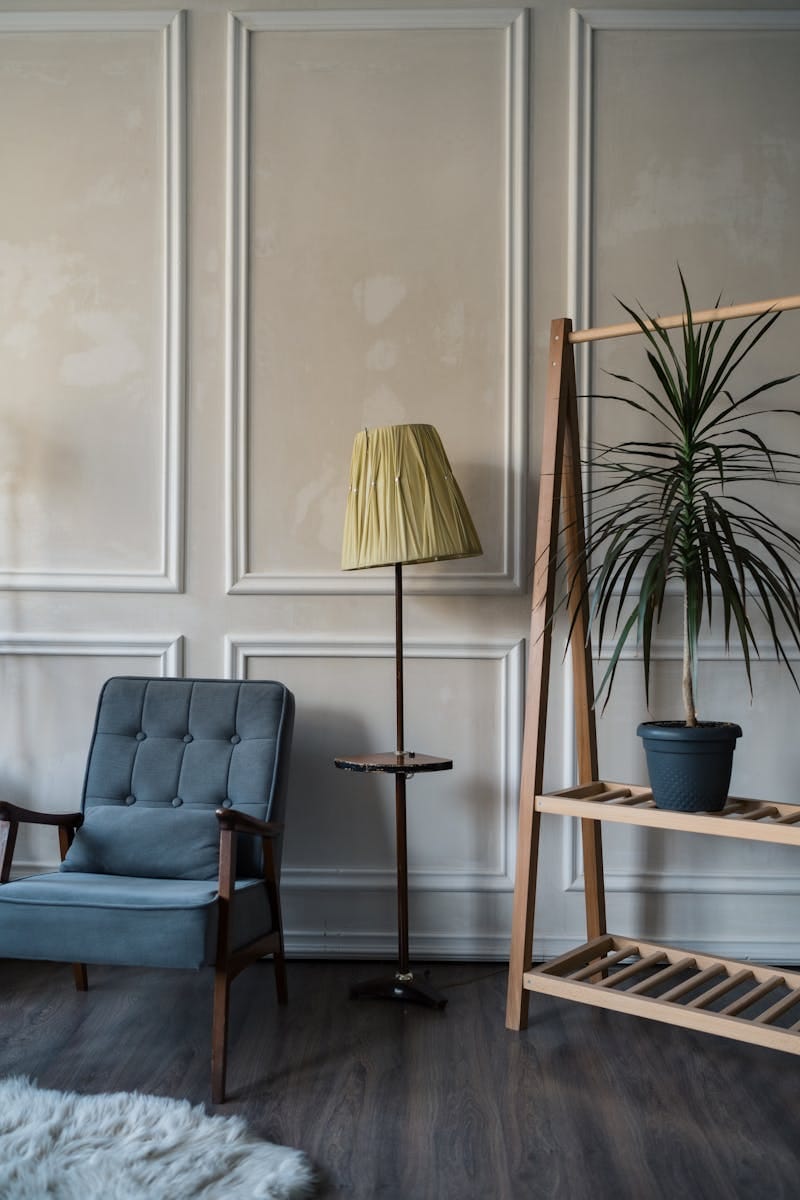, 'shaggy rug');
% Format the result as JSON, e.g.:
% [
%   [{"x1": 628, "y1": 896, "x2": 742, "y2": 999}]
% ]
[{"x1": 0, "y1": 1076, "x2": 315, "y2": 1200}]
